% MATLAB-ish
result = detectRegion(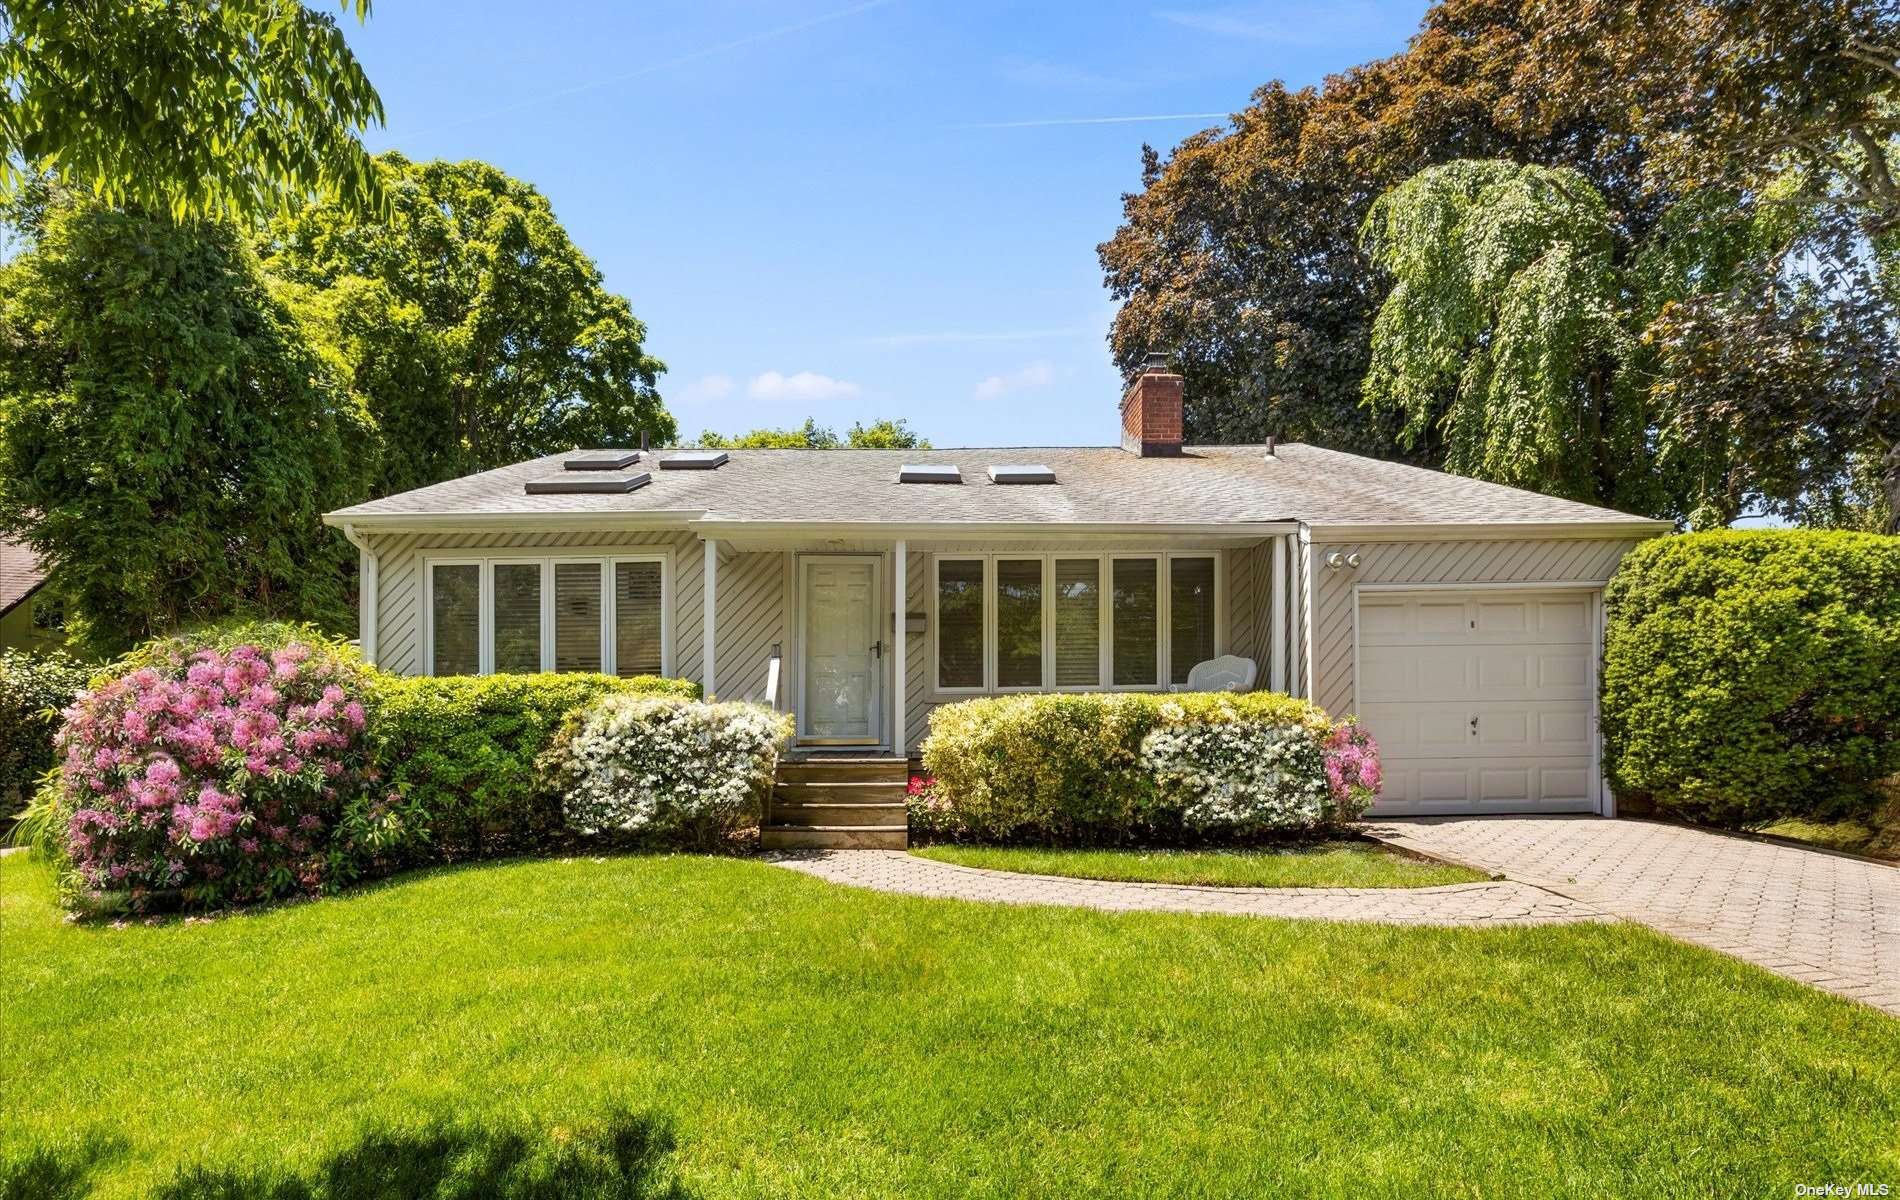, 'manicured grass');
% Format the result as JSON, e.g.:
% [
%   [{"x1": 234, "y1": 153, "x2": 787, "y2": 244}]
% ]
[
  {"x1": 1760, "y1": 812, "x2": 1900, "y2": 862},
  {"x1": 910, "y1": 841, "x2": 1489, "y2": 888},
  {"x1": 4, "y1": 853, "x2": 1898, "y2": 1197}
]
